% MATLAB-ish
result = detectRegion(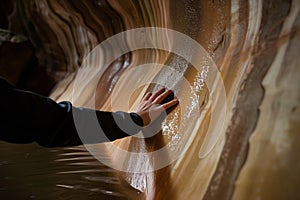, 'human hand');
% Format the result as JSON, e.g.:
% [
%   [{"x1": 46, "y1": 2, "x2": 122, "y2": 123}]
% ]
[{"x1": 135, "y1": 87, "x2": 179, "y2": 126}]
